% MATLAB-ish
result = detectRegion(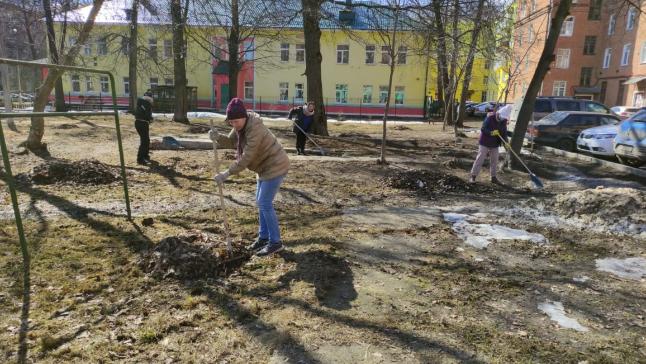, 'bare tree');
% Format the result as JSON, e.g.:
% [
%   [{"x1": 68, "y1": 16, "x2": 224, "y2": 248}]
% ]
[
  {"x1": 300, "y1": 0, "x2": 328, "y2": 135},
  {"x1": 170, "y1": 0, "x2": 190, "y2": 123},
  {"x1": 42, "y1": 0, "x2": 67, "y2": 111},
  {"x1": 455, "y1": 0, "x2": 486, "y2": 134},
  {"x1": 25, "y1": 0, "x2": 105, "y2": 151},
  {"x1": 508, "y1": 0, "x2": 572, "y2": 167}
]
